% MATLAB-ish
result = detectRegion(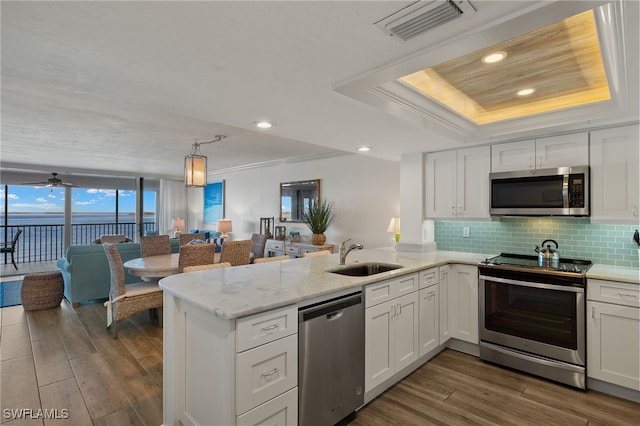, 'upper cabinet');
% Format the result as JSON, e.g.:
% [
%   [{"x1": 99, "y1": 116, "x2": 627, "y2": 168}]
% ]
[
  {"x1": 590, "y1": 124, "x2": 640, "y2": 223},
  {"x1": 426, "y1": 146, "x2": 491, "y2": 219},
  {"x1": 491, "y1": 132, "x2": 589, "y2": 172}
]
